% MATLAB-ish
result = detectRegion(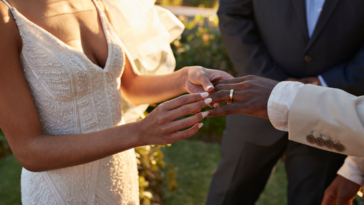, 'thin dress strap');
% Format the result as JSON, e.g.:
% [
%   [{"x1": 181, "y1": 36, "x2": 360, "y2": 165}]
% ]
[{"x1": 1, "y1": 0, "x2": 13, "y2": 9}]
